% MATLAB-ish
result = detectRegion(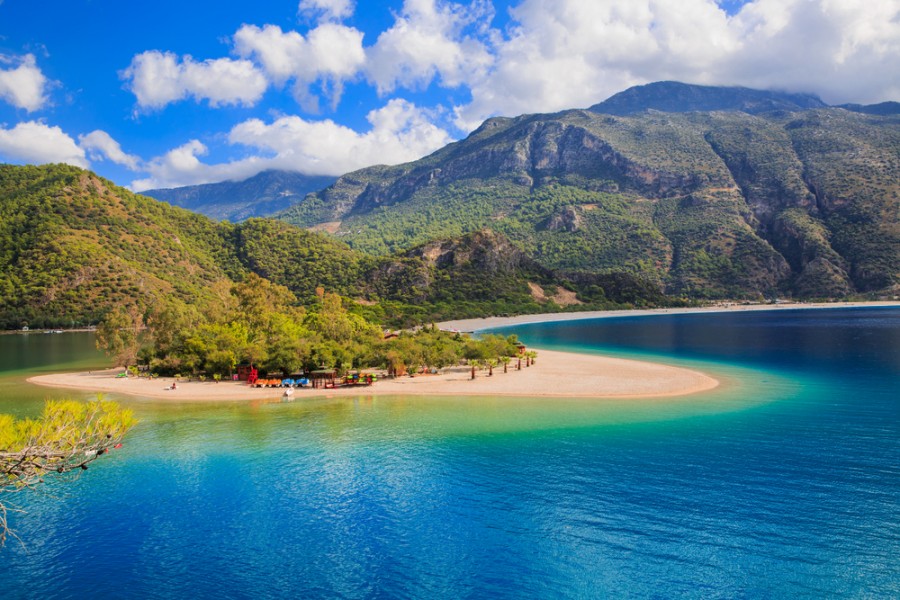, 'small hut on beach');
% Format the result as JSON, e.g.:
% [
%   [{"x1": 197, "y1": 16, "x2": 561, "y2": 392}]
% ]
[{"x1": 309, "y1": 369, "x2": 337, "y2": 389}]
